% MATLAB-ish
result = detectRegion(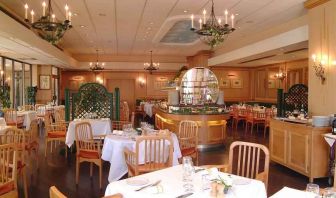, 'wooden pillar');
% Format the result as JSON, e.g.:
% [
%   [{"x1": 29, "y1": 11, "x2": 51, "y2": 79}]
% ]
[{"x1": 305, "y1": 0, "x2": 336, "y2": 115}]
